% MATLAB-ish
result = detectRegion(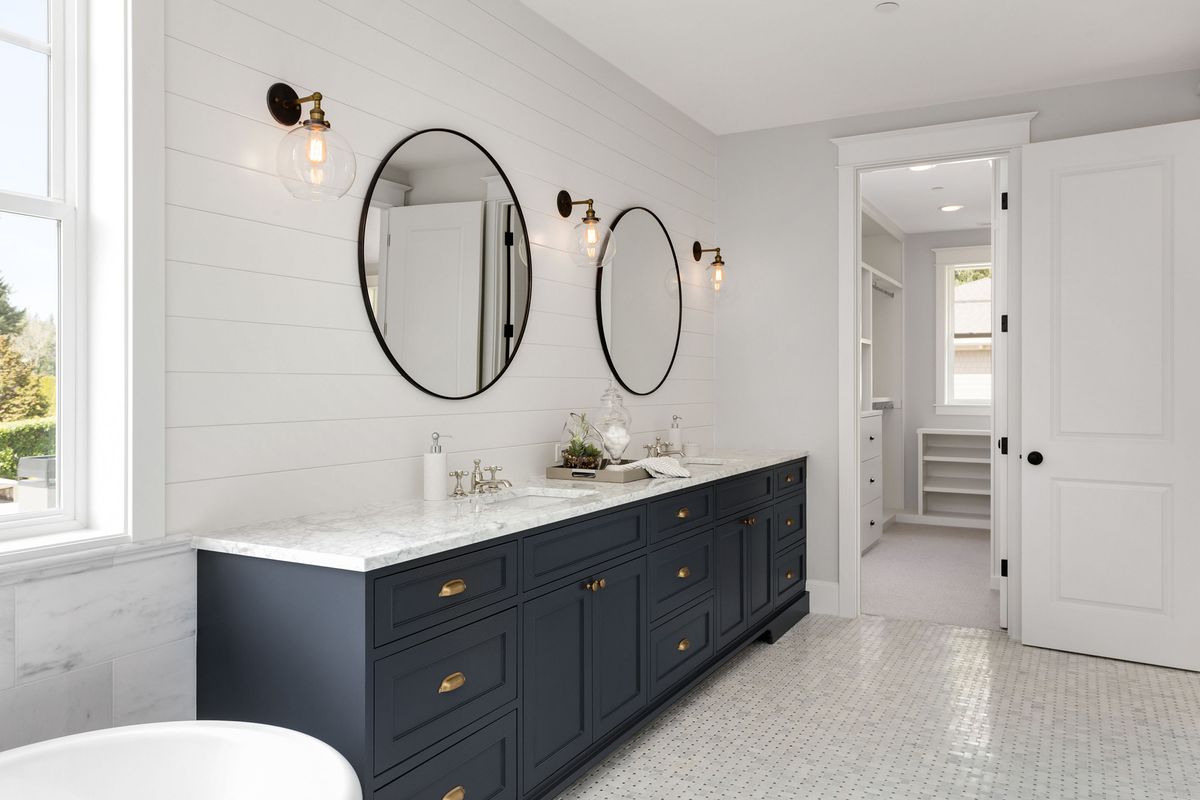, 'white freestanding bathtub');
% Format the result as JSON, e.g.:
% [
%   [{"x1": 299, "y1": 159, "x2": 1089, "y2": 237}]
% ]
[{"x1": 0, "y1": 721, "x2": 362, "y2": 800}]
